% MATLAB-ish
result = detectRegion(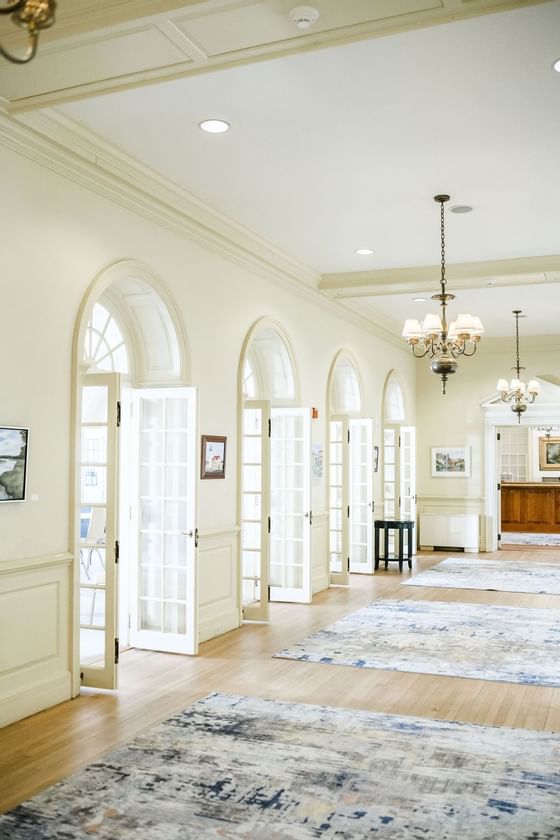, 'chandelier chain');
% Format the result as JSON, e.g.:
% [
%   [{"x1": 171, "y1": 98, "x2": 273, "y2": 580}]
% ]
[
  {"x1": 440, "y1": 198, "x2": 446, "y2": 290},
  {"x1": 514, "y1": 311, "x2": 521, "y2": 377}
]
